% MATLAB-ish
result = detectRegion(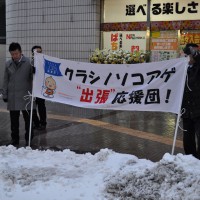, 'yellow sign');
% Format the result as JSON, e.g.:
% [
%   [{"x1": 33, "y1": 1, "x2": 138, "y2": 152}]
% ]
[{"x1": 180, "y1": 33, "x2": 200, "y2": 45}]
